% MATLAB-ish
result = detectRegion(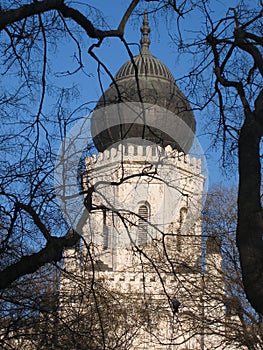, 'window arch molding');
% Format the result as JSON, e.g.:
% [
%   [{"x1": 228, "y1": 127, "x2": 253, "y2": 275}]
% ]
[
  {"x1": 137, "y1": 201, "x2": 150, "y2": 246},
  {"x1": 177, "y1": 207, "x2": 188, "y2": 251}
]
